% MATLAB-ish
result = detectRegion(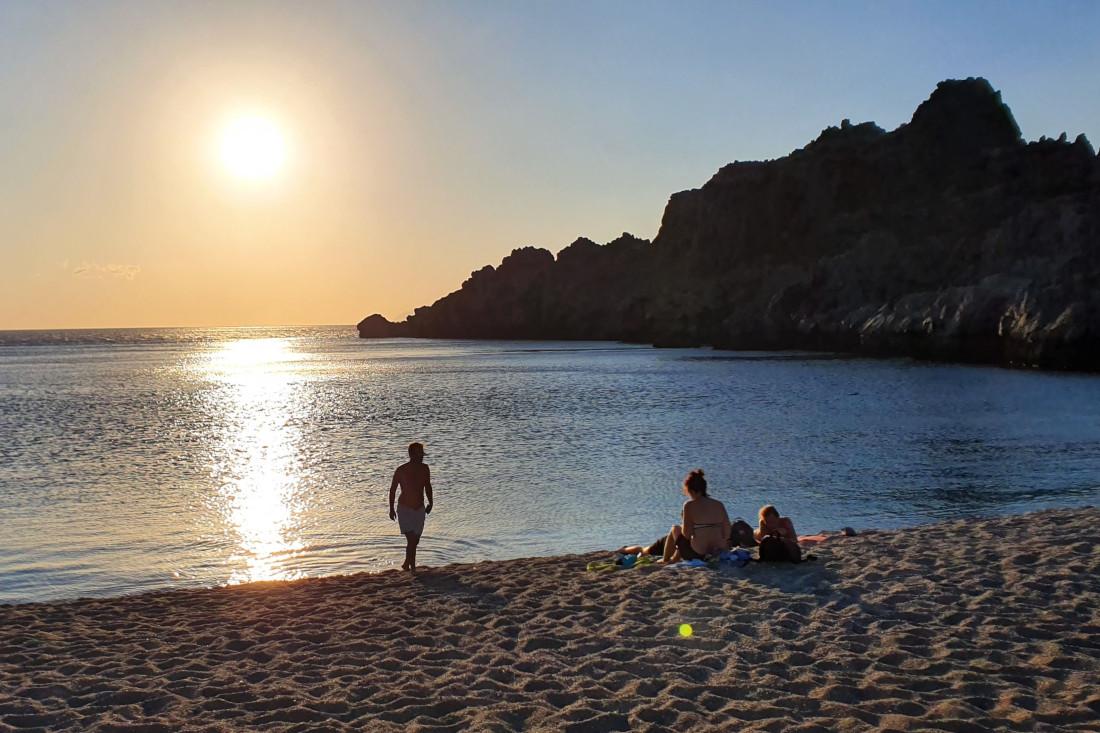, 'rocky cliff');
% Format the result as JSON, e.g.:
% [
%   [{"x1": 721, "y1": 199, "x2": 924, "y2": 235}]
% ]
[{"x1": 358, "y1": 78, "x2": 1100, "y2": 370}]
